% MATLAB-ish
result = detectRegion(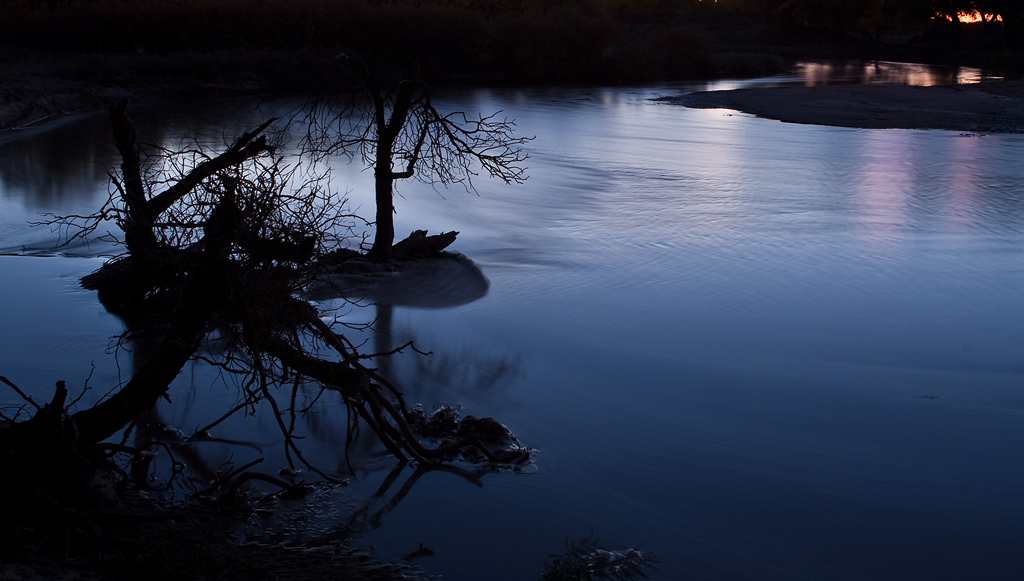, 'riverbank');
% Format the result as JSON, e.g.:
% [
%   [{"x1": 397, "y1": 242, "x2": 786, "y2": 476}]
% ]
[
  {"x1": 661, "y1": 80, "x2": 1024, "y2": 133},
  {"x1": 7, "y1": 44, "x2": 1024, "y2": 138},
  {"x1": 0, "y1": 48, "x2": 352, "y2": 132}
]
